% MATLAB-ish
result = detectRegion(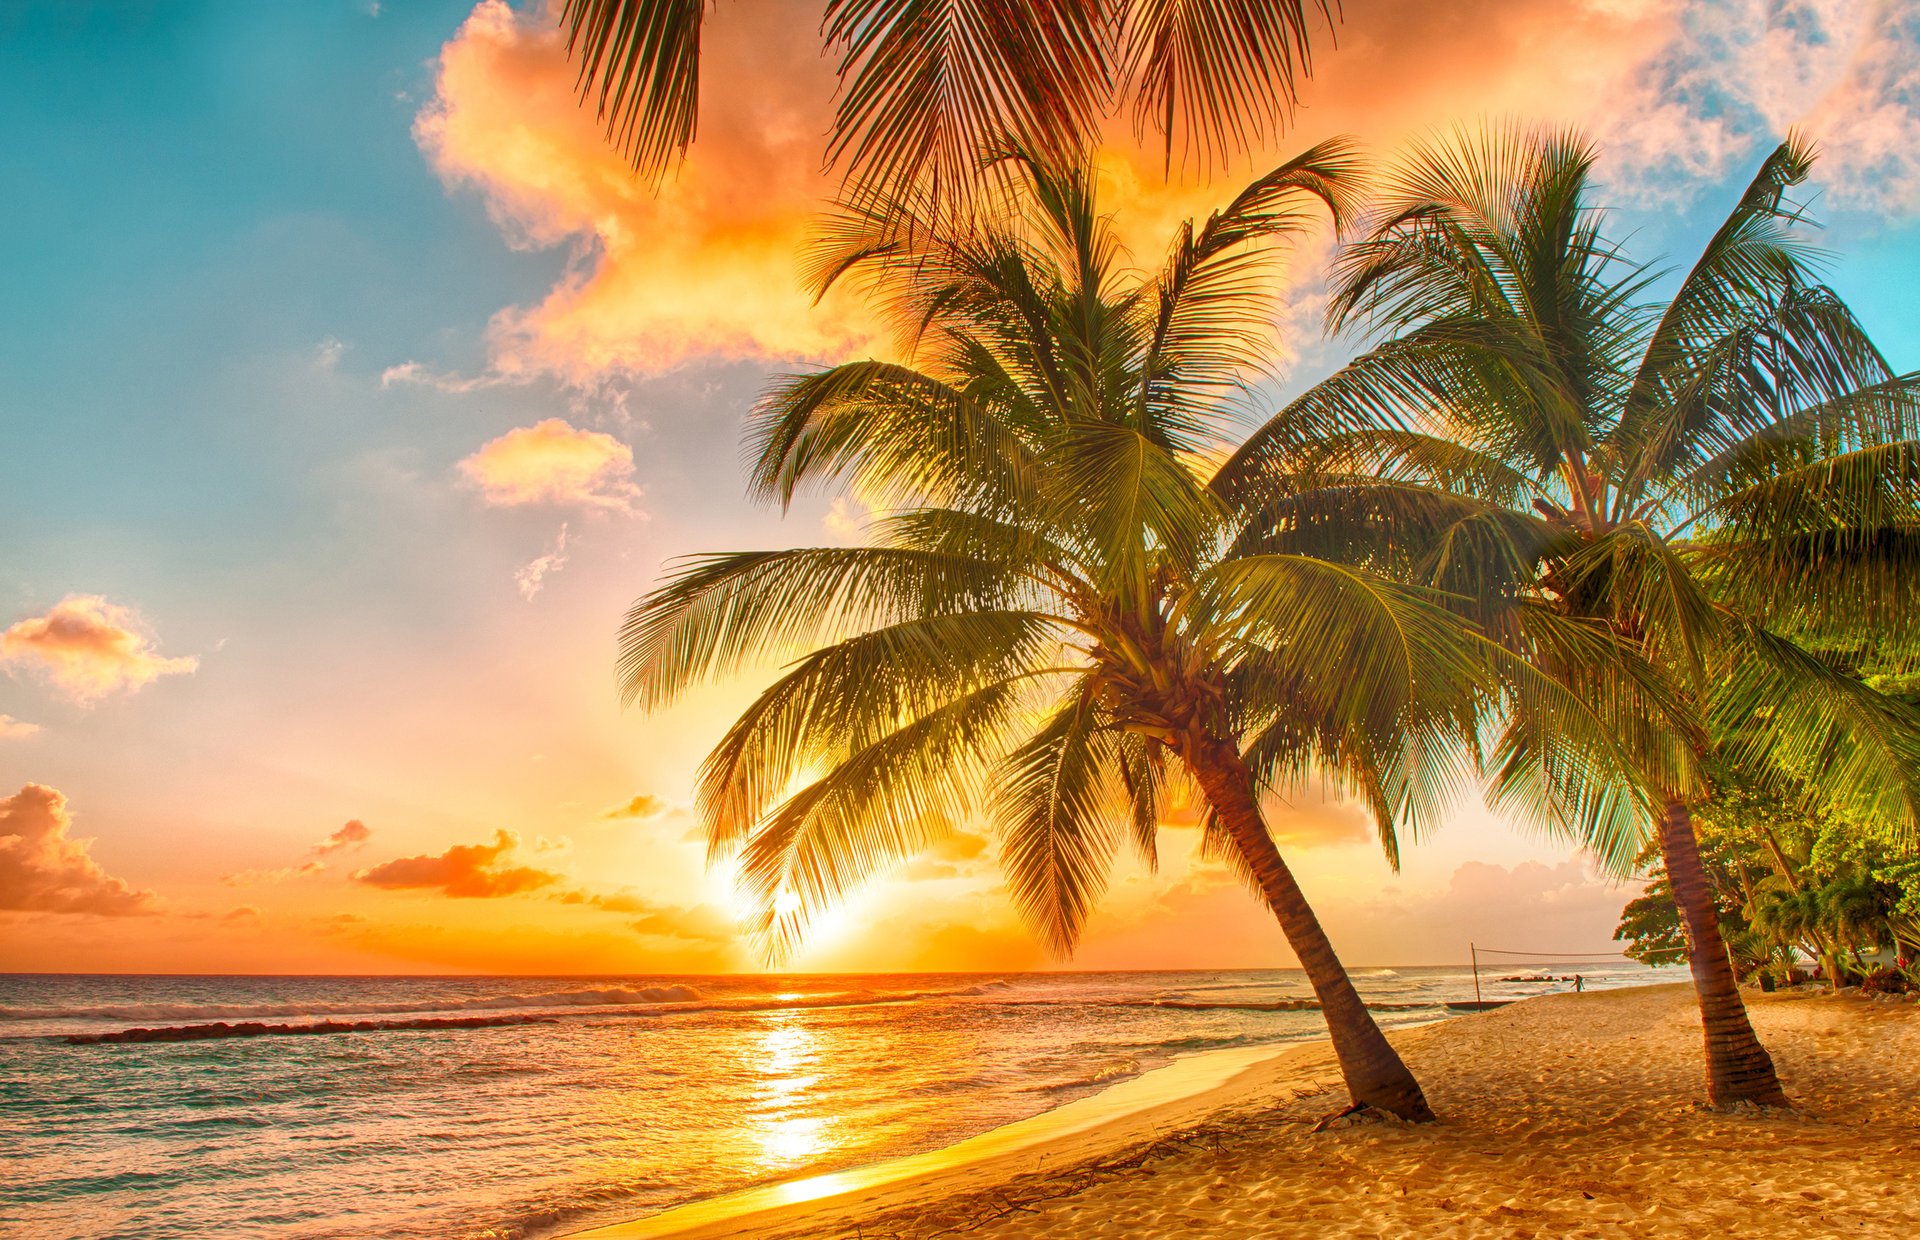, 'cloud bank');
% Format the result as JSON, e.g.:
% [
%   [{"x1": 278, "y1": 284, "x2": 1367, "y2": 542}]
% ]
[
  {"x1": 0, "y1": 784, "x2": 157, "y2": 915},
  {"x1": 414, "y1": 0, "x2": 1920, "y2": 394}
]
